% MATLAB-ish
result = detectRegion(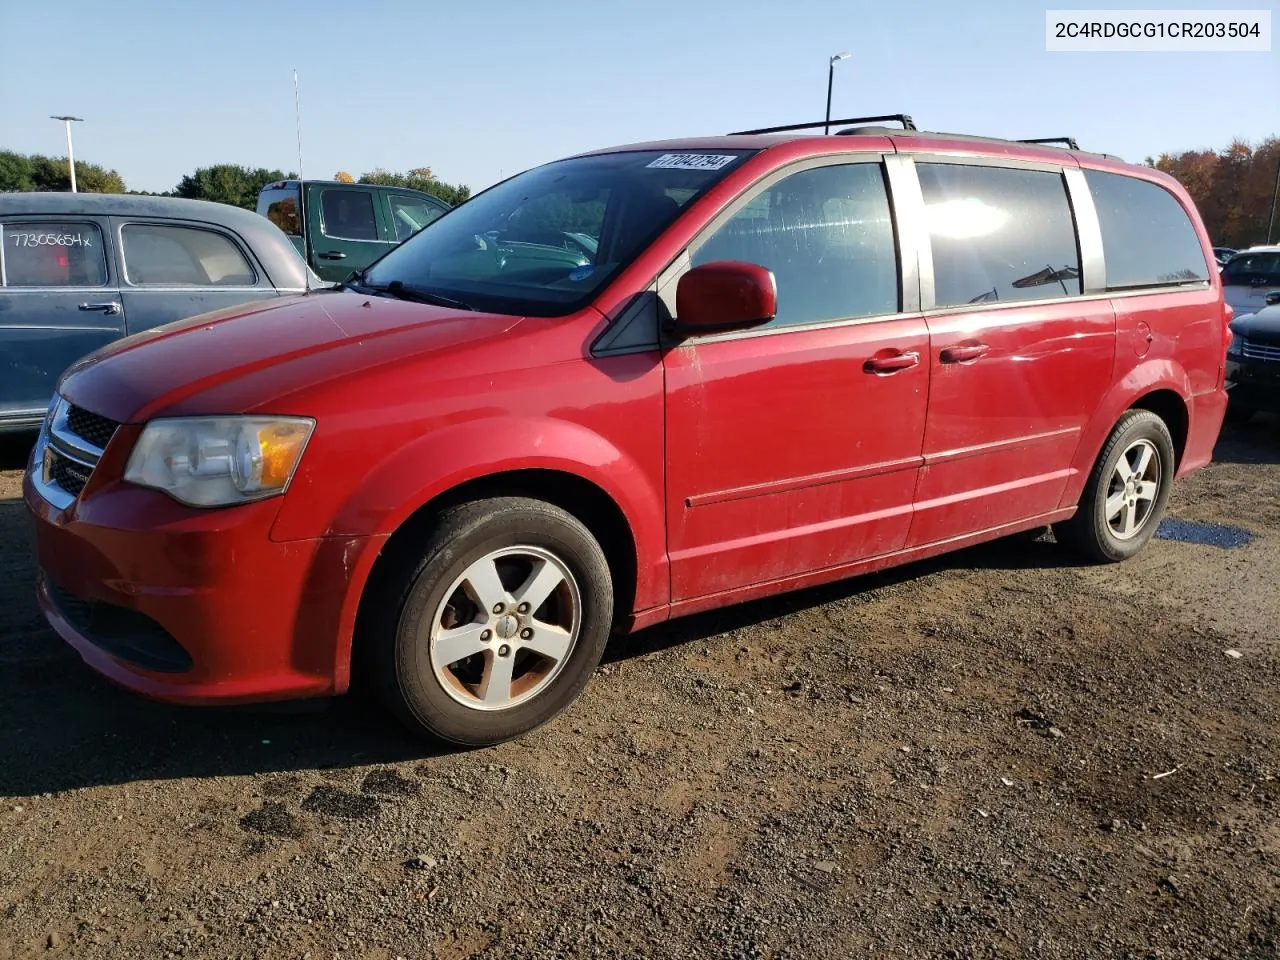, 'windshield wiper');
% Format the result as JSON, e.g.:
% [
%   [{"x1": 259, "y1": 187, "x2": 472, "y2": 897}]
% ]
[{"x1": 344, "y1": 277, "x2": 474, "y2": 311}]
